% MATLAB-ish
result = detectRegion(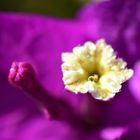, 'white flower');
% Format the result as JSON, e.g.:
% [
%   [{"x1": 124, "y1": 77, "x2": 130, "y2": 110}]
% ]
[{"x1": 61, "y1": 39, "x2": 133, "y2": 101}]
